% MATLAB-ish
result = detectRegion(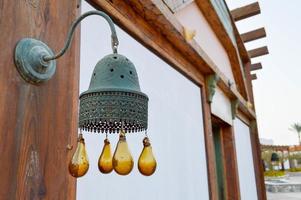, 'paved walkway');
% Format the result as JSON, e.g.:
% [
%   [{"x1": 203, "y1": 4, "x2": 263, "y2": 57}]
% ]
[
  {"x1": 267, "y1": 173, "x2": 301, "y2": 200},
  {"x1": 267, "y1": 192, "x2": 301, "y2": 200}
]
